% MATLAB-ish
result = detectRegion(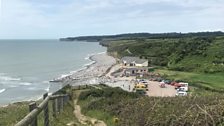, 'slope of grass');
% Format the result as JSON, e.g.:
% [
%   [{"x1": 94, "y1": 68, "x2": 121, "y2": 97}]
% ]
[
  {"x1": 106, "y1": 36, "x2": 224, "y2": 73},
  {"x1": 0, "y1": 102, "x2": 29, "y2": 126},
  {"x1": 0, "y1": 100, "x2": 79, "y2": 126},
  {"x1": 78, "y1": 96, "x2": 115, "y2": 126},
  {"x1": 105, "y1": 36, "x2": 224, "y2": 90},
  {"x1": 0, "y1": 86, "x2": 79, "y2": 126},
  {"x1": 77, "y1": 86, "x2": 140, "y2": 126},
  {"x1": 77, "y1": 86, "x2": 224, "y2": 126},
  {"x1": 156, "y1": 69, "x2": 224, "y2": 90}
]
